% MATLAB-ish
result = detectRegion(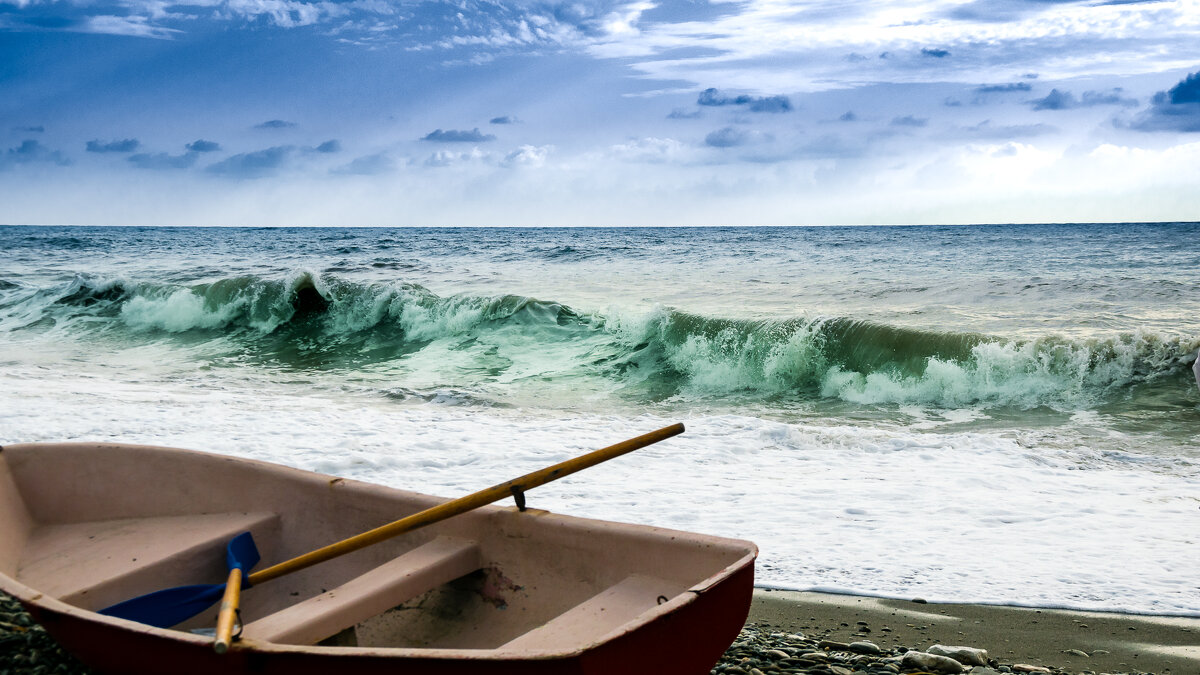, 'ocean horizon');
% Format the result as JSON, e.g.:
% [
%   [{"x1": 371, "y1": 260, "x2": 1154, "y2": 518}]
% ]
[{"x1": 2, "y1": 222, "x2": 1197, "y2": 616}]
